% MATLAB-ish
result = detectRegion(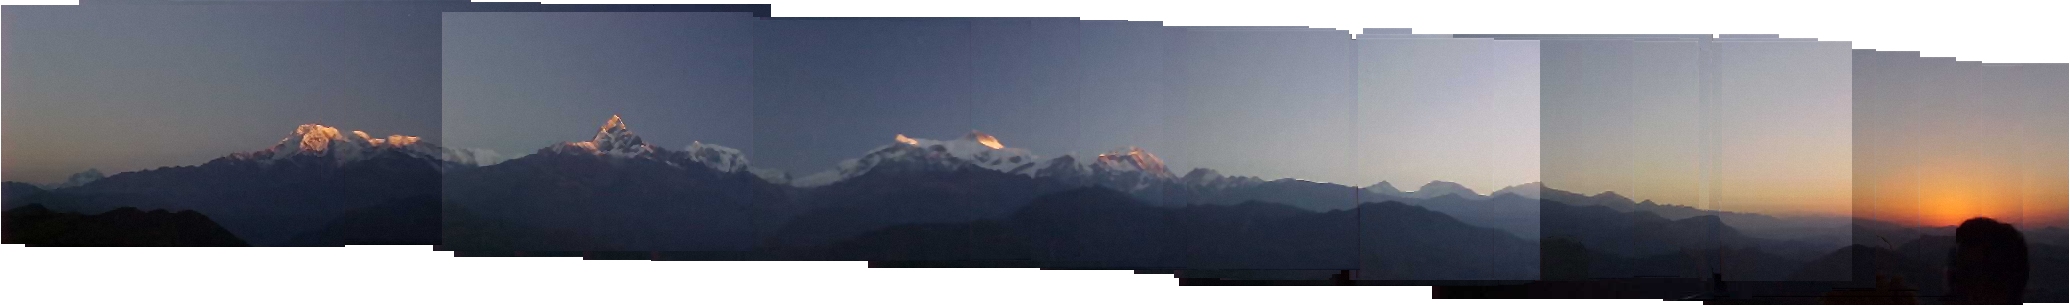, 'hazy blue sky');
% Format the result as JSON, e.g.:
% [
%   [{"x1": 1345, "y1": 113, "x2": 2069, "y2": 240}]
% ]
[
  {"x1": 442, "y1": 12, "x2": 759, "y2": 156},
  {"x1": 1713, "y1": 40, "x2": 1853, "y2": 216},
  {"x1": 1356, "y1": 37, "x2": 1540, "y2": 192}
]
